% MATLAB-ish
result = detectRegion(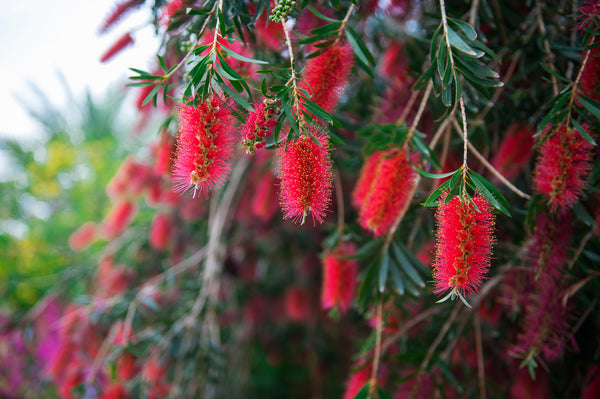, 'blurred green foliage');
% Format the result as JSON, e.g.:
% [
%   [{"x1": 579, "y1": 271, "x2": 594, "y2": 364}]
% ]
[{"x1": 0, "y1": 82, "x2": 130, "y2": 309}]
